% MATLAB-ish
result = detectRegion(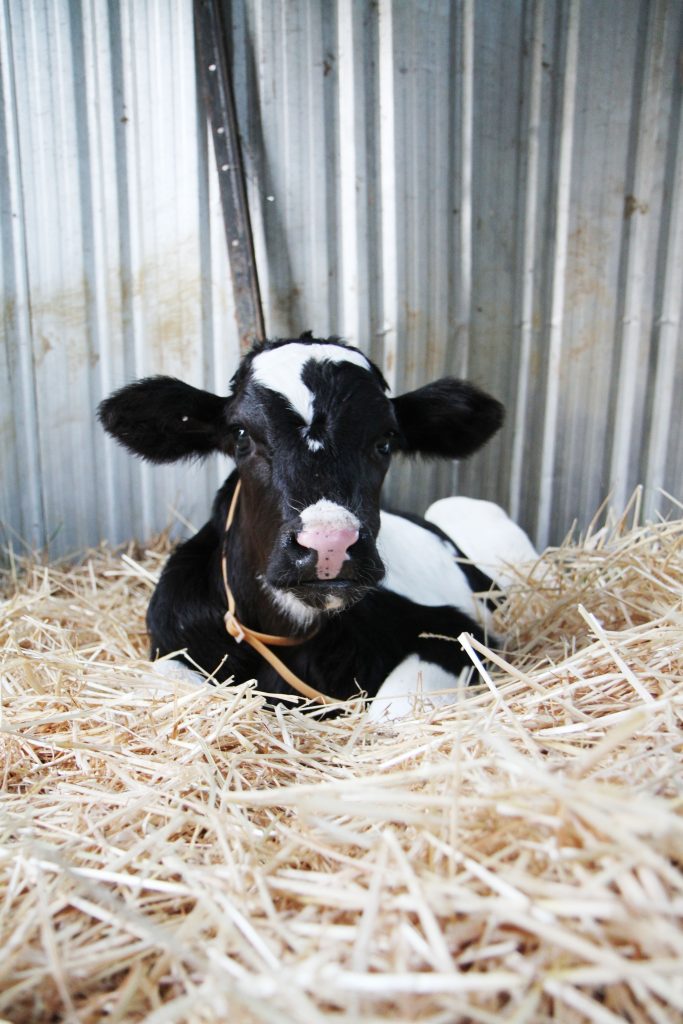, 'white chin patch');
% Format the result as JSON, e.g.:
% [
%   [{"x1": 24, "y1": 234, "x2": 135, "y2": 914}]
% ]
[
  {"x1": 258, "y1": 577, "x2": 321, "y2": 629},
  {"x1": 250, "y1": 342, "x2": 371, "y2": 425}
]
